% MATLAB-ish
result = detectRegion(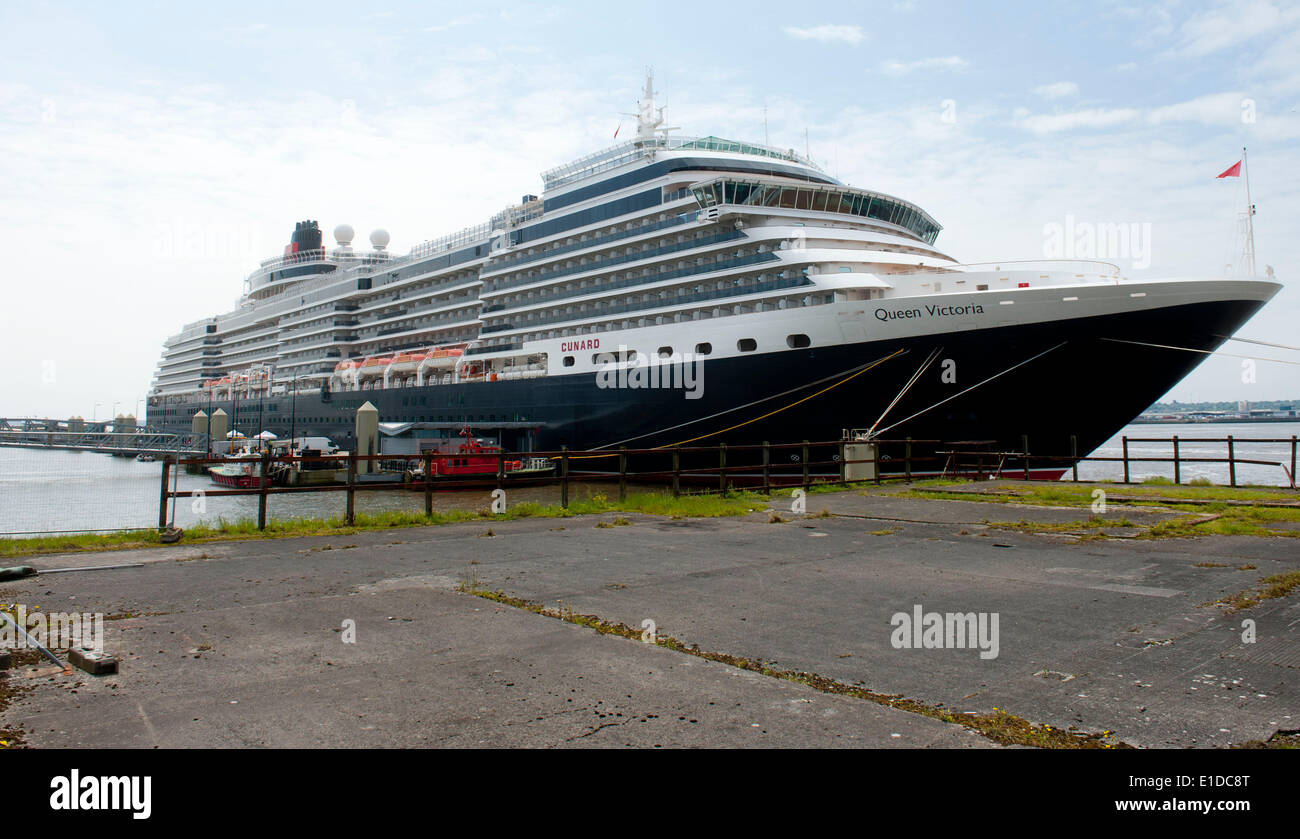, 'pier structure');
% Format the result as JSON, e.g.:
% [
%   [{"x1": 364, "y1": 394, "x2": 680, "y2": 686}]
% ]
[{"x1": 0, "y1": 417, "x2": 206, "y2": 457}]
